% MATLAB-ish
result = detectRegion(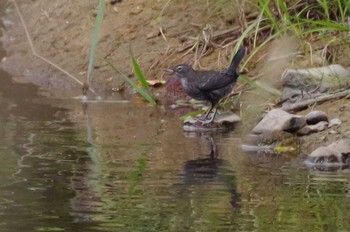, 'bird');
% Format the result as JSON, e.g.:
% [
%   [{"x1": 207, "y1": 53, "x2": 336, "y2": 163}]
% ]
[{"x1": 164, "y1": 47, "x2": 246, "y2": 124}]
